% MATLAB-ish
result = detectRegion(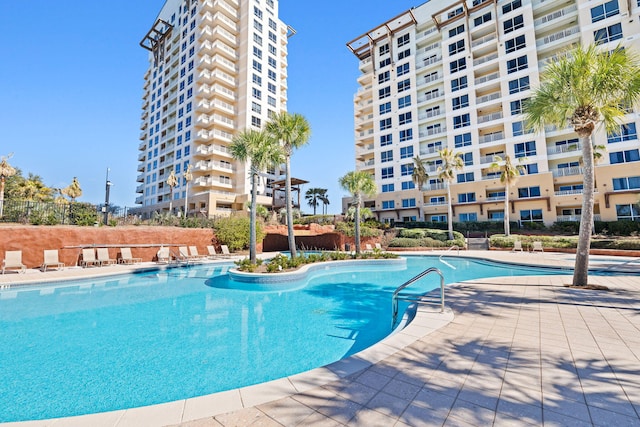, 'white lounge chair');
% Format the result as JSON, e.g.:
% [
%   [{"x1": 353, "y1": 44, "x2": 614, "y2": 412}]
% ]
[
  {"x1": 2, "y1": 250, "x2": 26, "y2": 274},
  {"x1": 189, "y1": 246, "x2": 207, "y2": 260},
  {"x1": 532, "y1": 241, "x2": 544, "y2": 253},
  {"x1": 220, "y1": 245, "x2": 232, "y2": 257},
  {"x1": 512, "y1": 241, "x2": 523, "y2": 252},
  {"x1": 96, "y1": 248, "x2": 116, "y2": 266},
  {"x1": 41, "y1": 249, "x2": 64, "y2": 271},
  {"x1": 156, "y1": 247, "x2": 171, "y2": 263},
  {"x1": 81, "y1": 249, "x2": 101, "y2": 268},
  {"x1": 375, "y1": 243, "x2": 384, "y2": 251},
  {"x1": 119, "y1": 247, "x2": 142, "y2": 264},
  {"x1": 178, "y1": 246, "x2": 193, "y2": 261},
  {"x1": 206, "y1": 245, "x2": 219, "y2": 259},
  {"x1": 365, "y1": 244, "x2": 373, "y2": 252}
]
